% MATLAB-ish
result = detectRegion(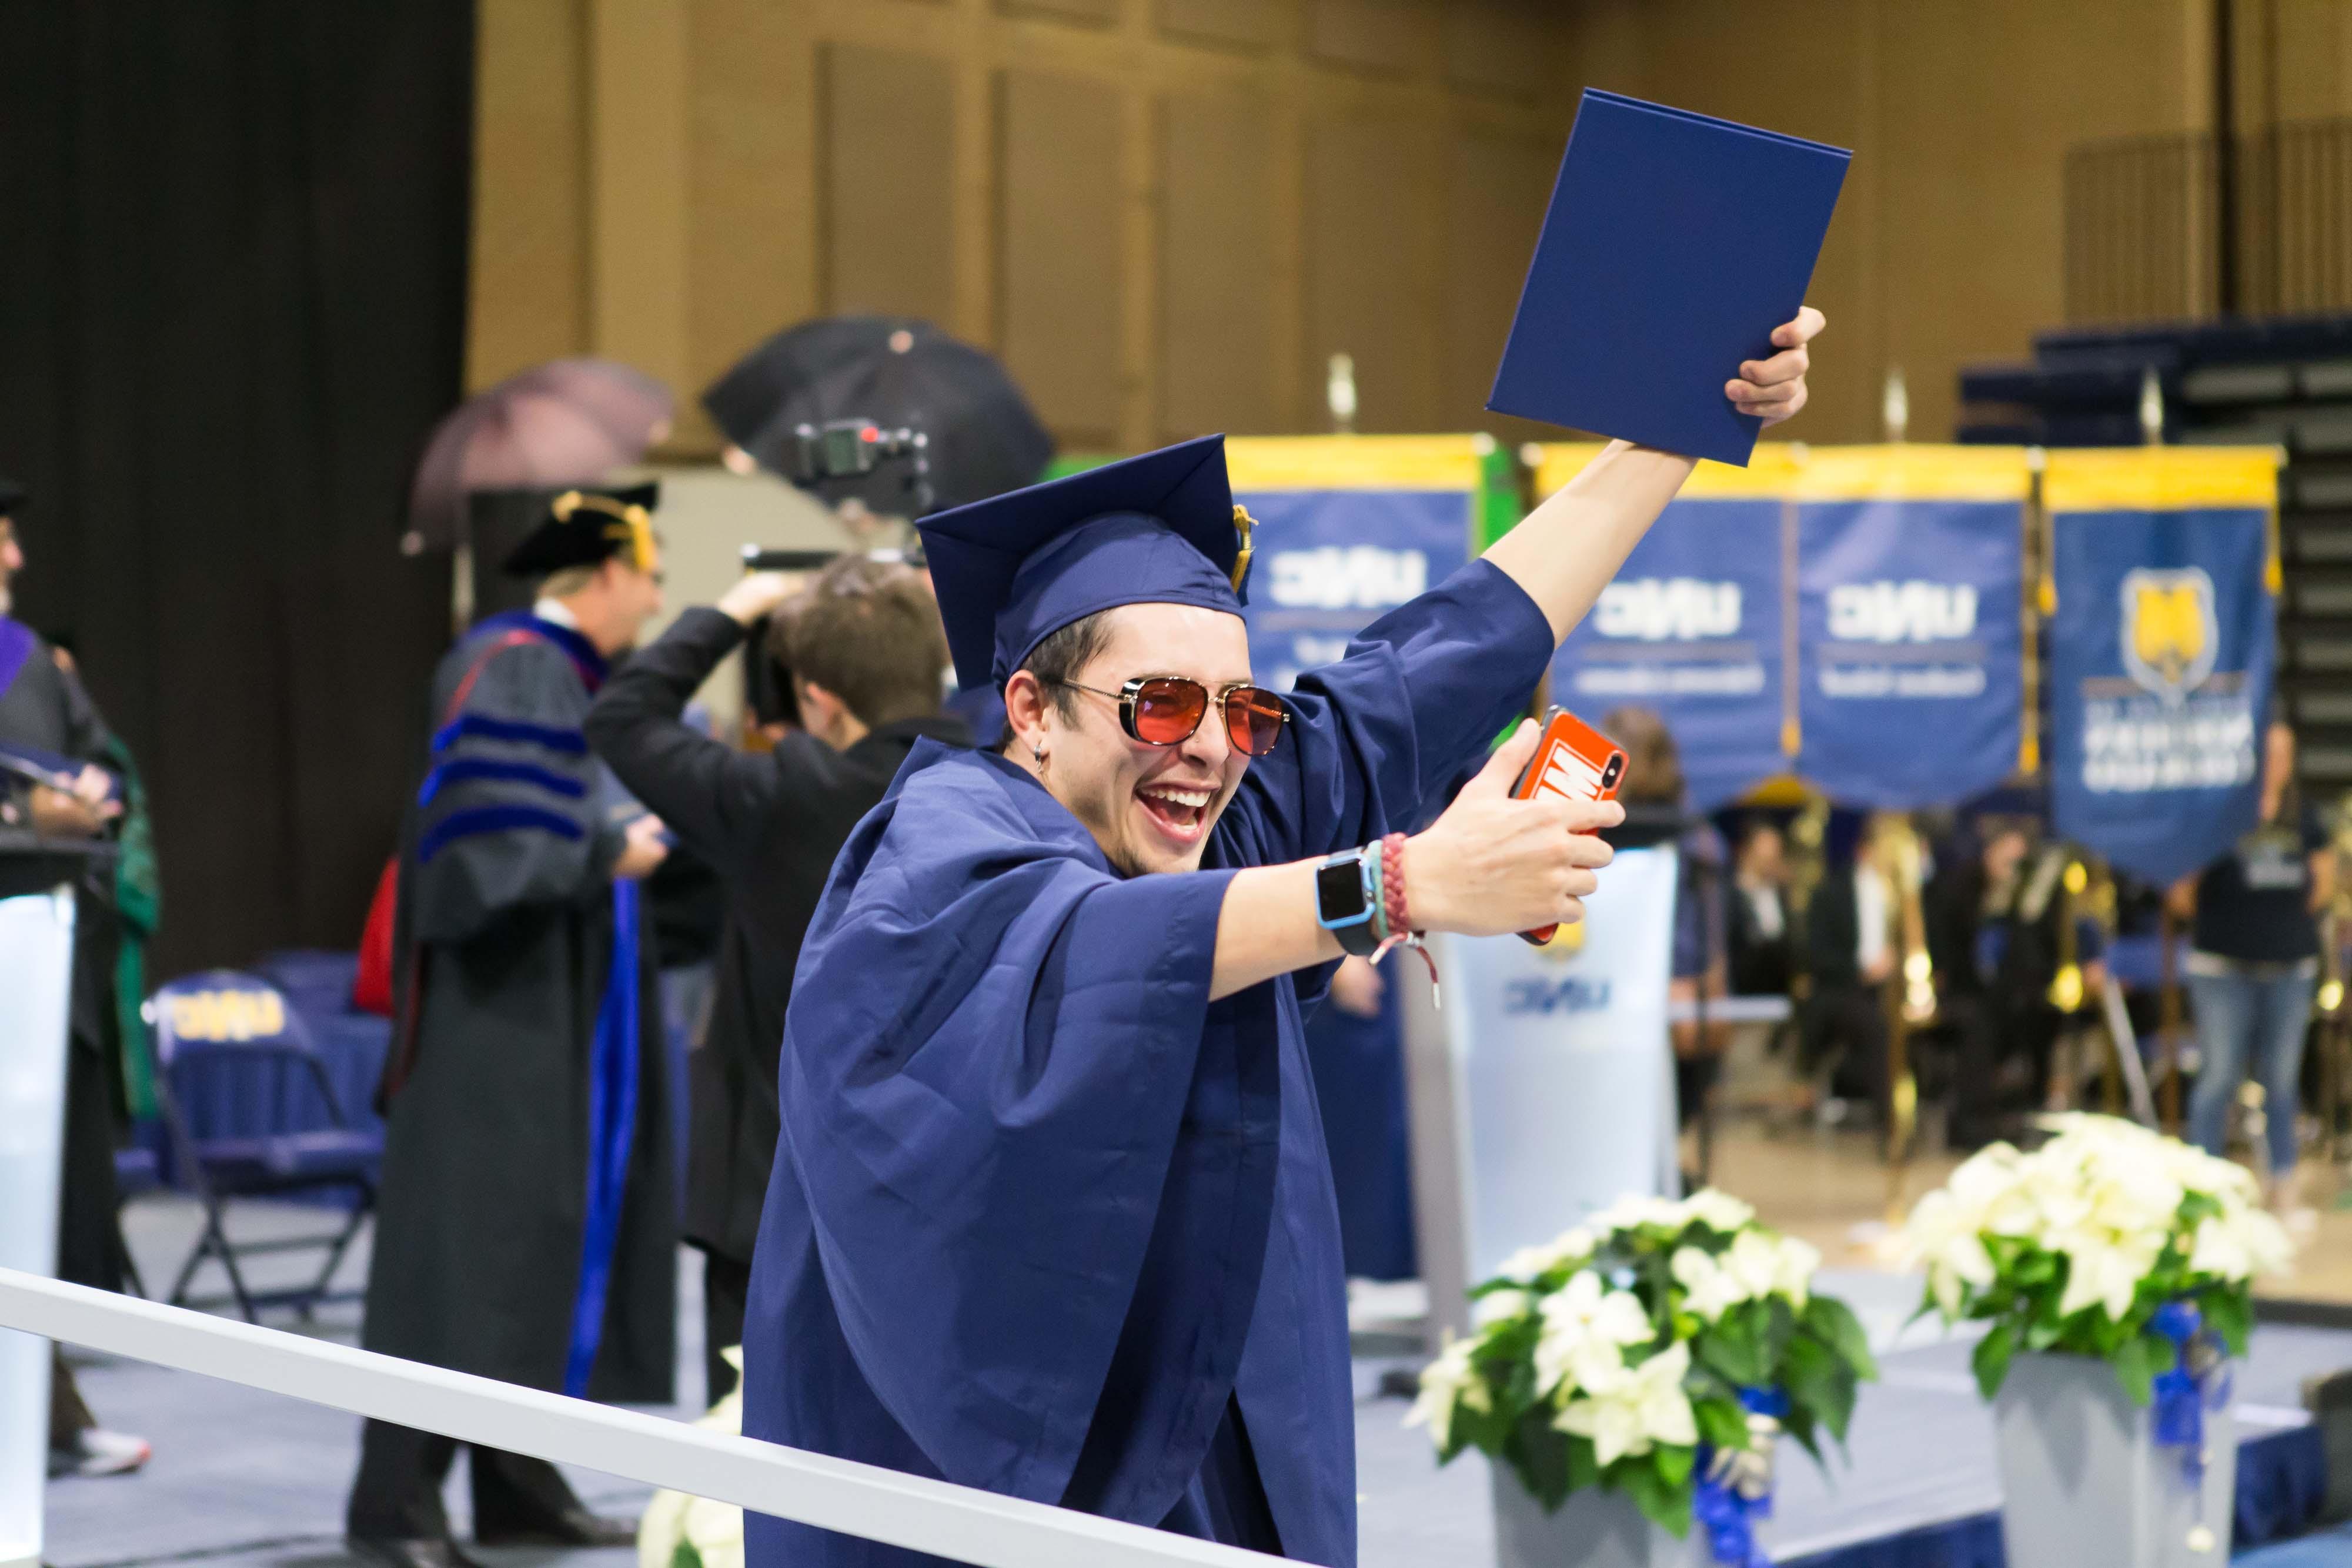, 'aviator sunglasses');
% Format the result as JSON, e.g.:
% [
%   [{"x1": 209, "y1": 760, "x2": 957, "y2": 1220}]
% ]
[{"x1": 1051, "y1": 675, "x2": 1290, "y2": 757}]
